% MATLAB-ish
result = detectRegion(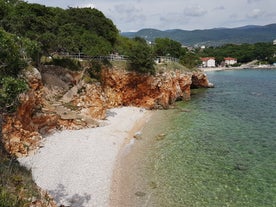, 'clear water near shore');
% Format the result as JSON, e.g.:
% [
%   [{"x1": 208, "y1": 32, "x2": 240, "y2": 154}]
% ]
[{"x1": 117, "y1": 69, "x2": 276, "y2": 207}]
